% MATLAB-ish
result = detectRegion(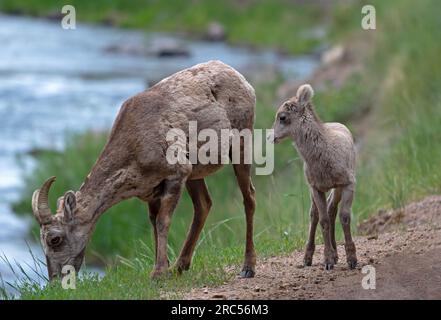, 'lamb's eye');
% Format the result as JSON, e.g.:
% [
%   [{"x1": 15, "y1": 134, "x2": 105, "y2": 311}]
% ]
[{"x1": 49, "y1": 236, "x2": 62, "y2": 247}]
